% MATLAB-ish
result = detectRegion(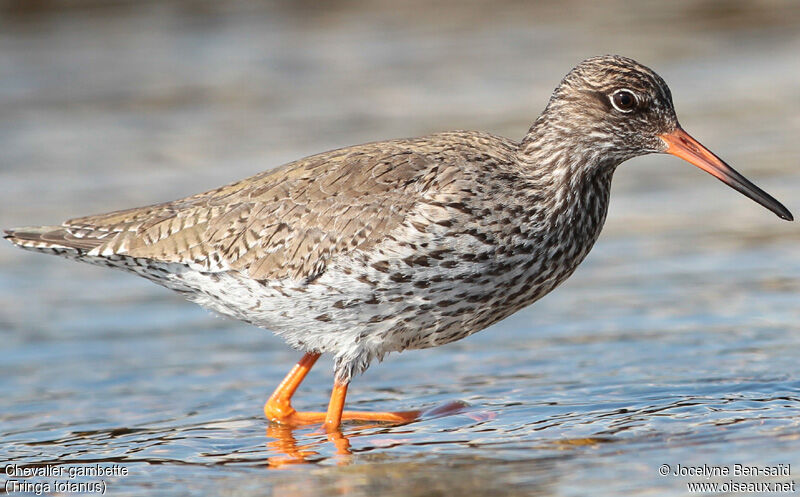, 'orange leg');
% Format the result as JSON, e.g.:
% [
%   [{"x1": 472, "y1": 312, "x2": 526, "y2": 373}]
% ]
[
  {"x1": 323, "y1": 380, "x2": 419, "y2": 431},
  {"x1": 264, "y1": 352, "x2": 420, "y2": 431},
  {"x1": 264, "y1": 352, "x2": 326, "y2": 424}
]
